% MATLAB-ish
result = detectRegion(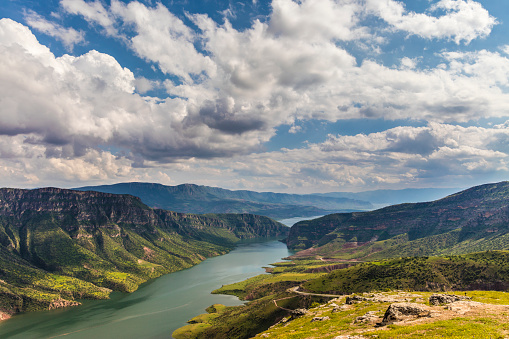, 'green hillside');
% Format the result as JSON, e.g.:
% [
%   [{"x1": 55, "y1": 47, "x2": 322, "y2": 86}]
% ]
[
  {"x1": 175, "y1": 251, "x2": 509, "y2": 339},
  {"x1": 286, "y1": 181, "x2": 509, "y2": 259},
  {"x1": 0, "y1": 188, "x2": 288, "y2": 317}
]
